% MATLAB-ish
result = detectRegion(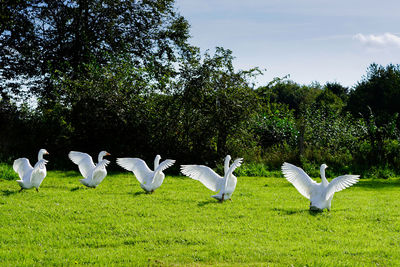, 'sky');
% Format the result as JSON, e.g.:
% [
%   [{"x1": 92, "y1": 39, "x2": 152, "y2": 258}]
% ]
[{"x1": 174, "y1": 0, "x2": 400, "y2": 88}]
